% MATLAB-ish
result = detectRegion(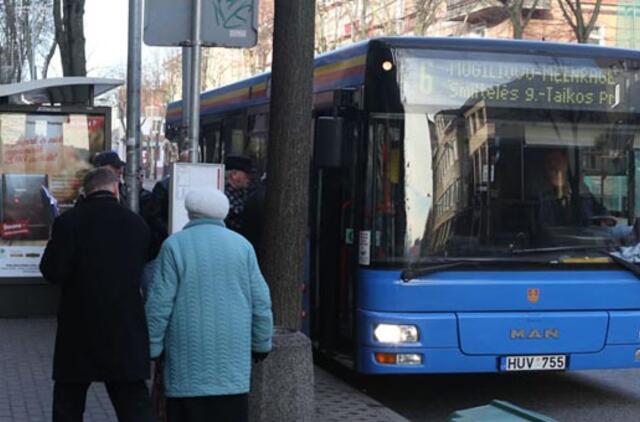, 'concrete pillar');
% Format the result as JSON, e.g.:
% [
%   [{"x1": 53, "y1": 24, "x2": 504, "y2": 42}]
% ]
[{"x1": 249, "y1": 329, "x2": 315, "y2": 421}]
